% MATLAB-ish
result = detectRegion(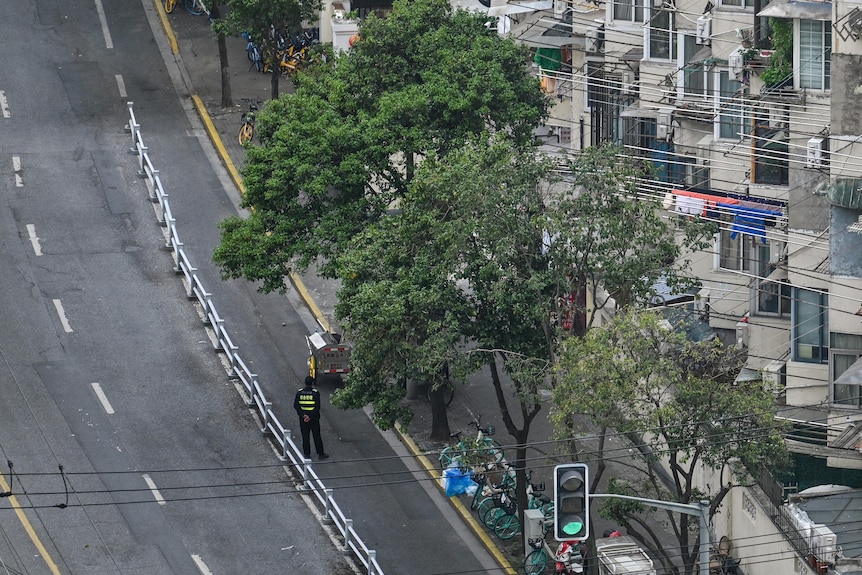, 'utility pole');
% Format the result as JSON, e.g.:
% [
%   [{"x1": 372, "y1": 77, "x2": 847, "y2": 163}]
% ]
[{"x1": 589, "y1": 494, "x2": 711, "y2": 575}]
